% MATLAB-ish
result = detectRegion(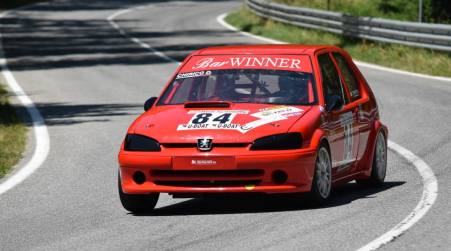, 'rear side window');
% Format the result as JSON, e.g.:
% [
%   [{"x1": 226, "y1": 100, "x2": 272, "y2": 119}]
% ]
[
  {"x1": 333, "y1": 53, "x2": 360, "y2": 101},
  {"x1": 318, "y1": 53, "x2": 348, "y2": 104}
]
